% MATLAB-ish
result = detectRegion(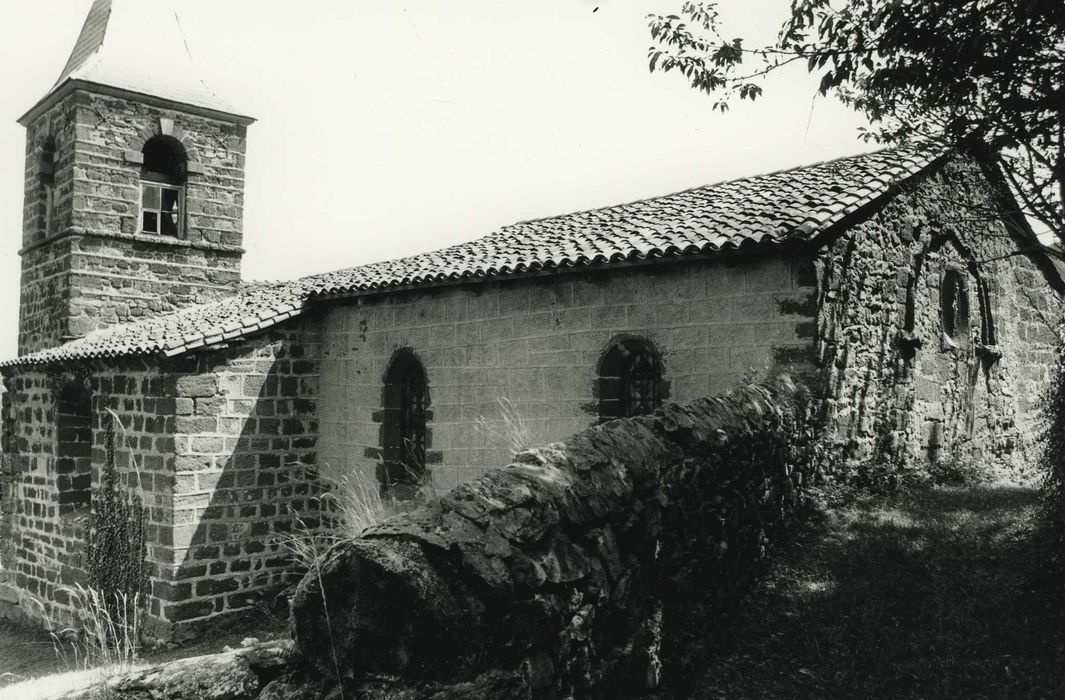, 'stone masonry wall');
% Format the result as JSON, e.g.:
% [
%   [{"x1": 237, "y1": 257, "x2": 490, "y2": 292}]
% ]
[
  {"x1": 318, "y1": 254, "x2": 818, "y2": 492},
  {"x1": 18, "y1": 89, "x2": 247, "y2": 354},
  {"x1": 0, "y1": 360, "x2": 174, "y2": 633},
  {"x1": 816, "y1": 155, "x2": 1062, "y2": 481},
  {"x1": 164, "y1": 320, "x2": 323, "y2": 642},
  {"x1": 0, "y1": 319, "x2": 322, "y2": 640}
]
